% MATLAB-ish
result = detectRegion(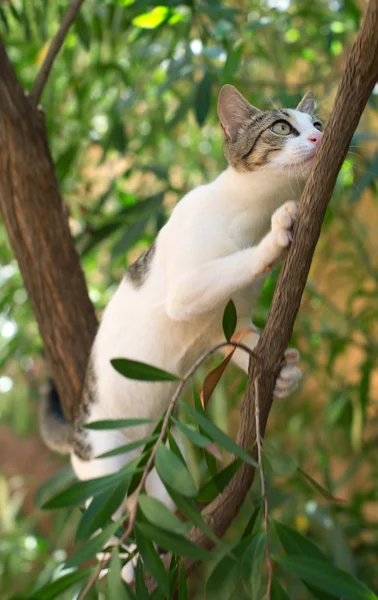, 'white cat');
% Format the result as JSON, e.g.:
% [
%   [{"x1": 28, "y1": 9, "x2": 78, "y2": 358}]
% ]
[{"x1": 41, "y1": 84, "x2": 322, "y2": 578}]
